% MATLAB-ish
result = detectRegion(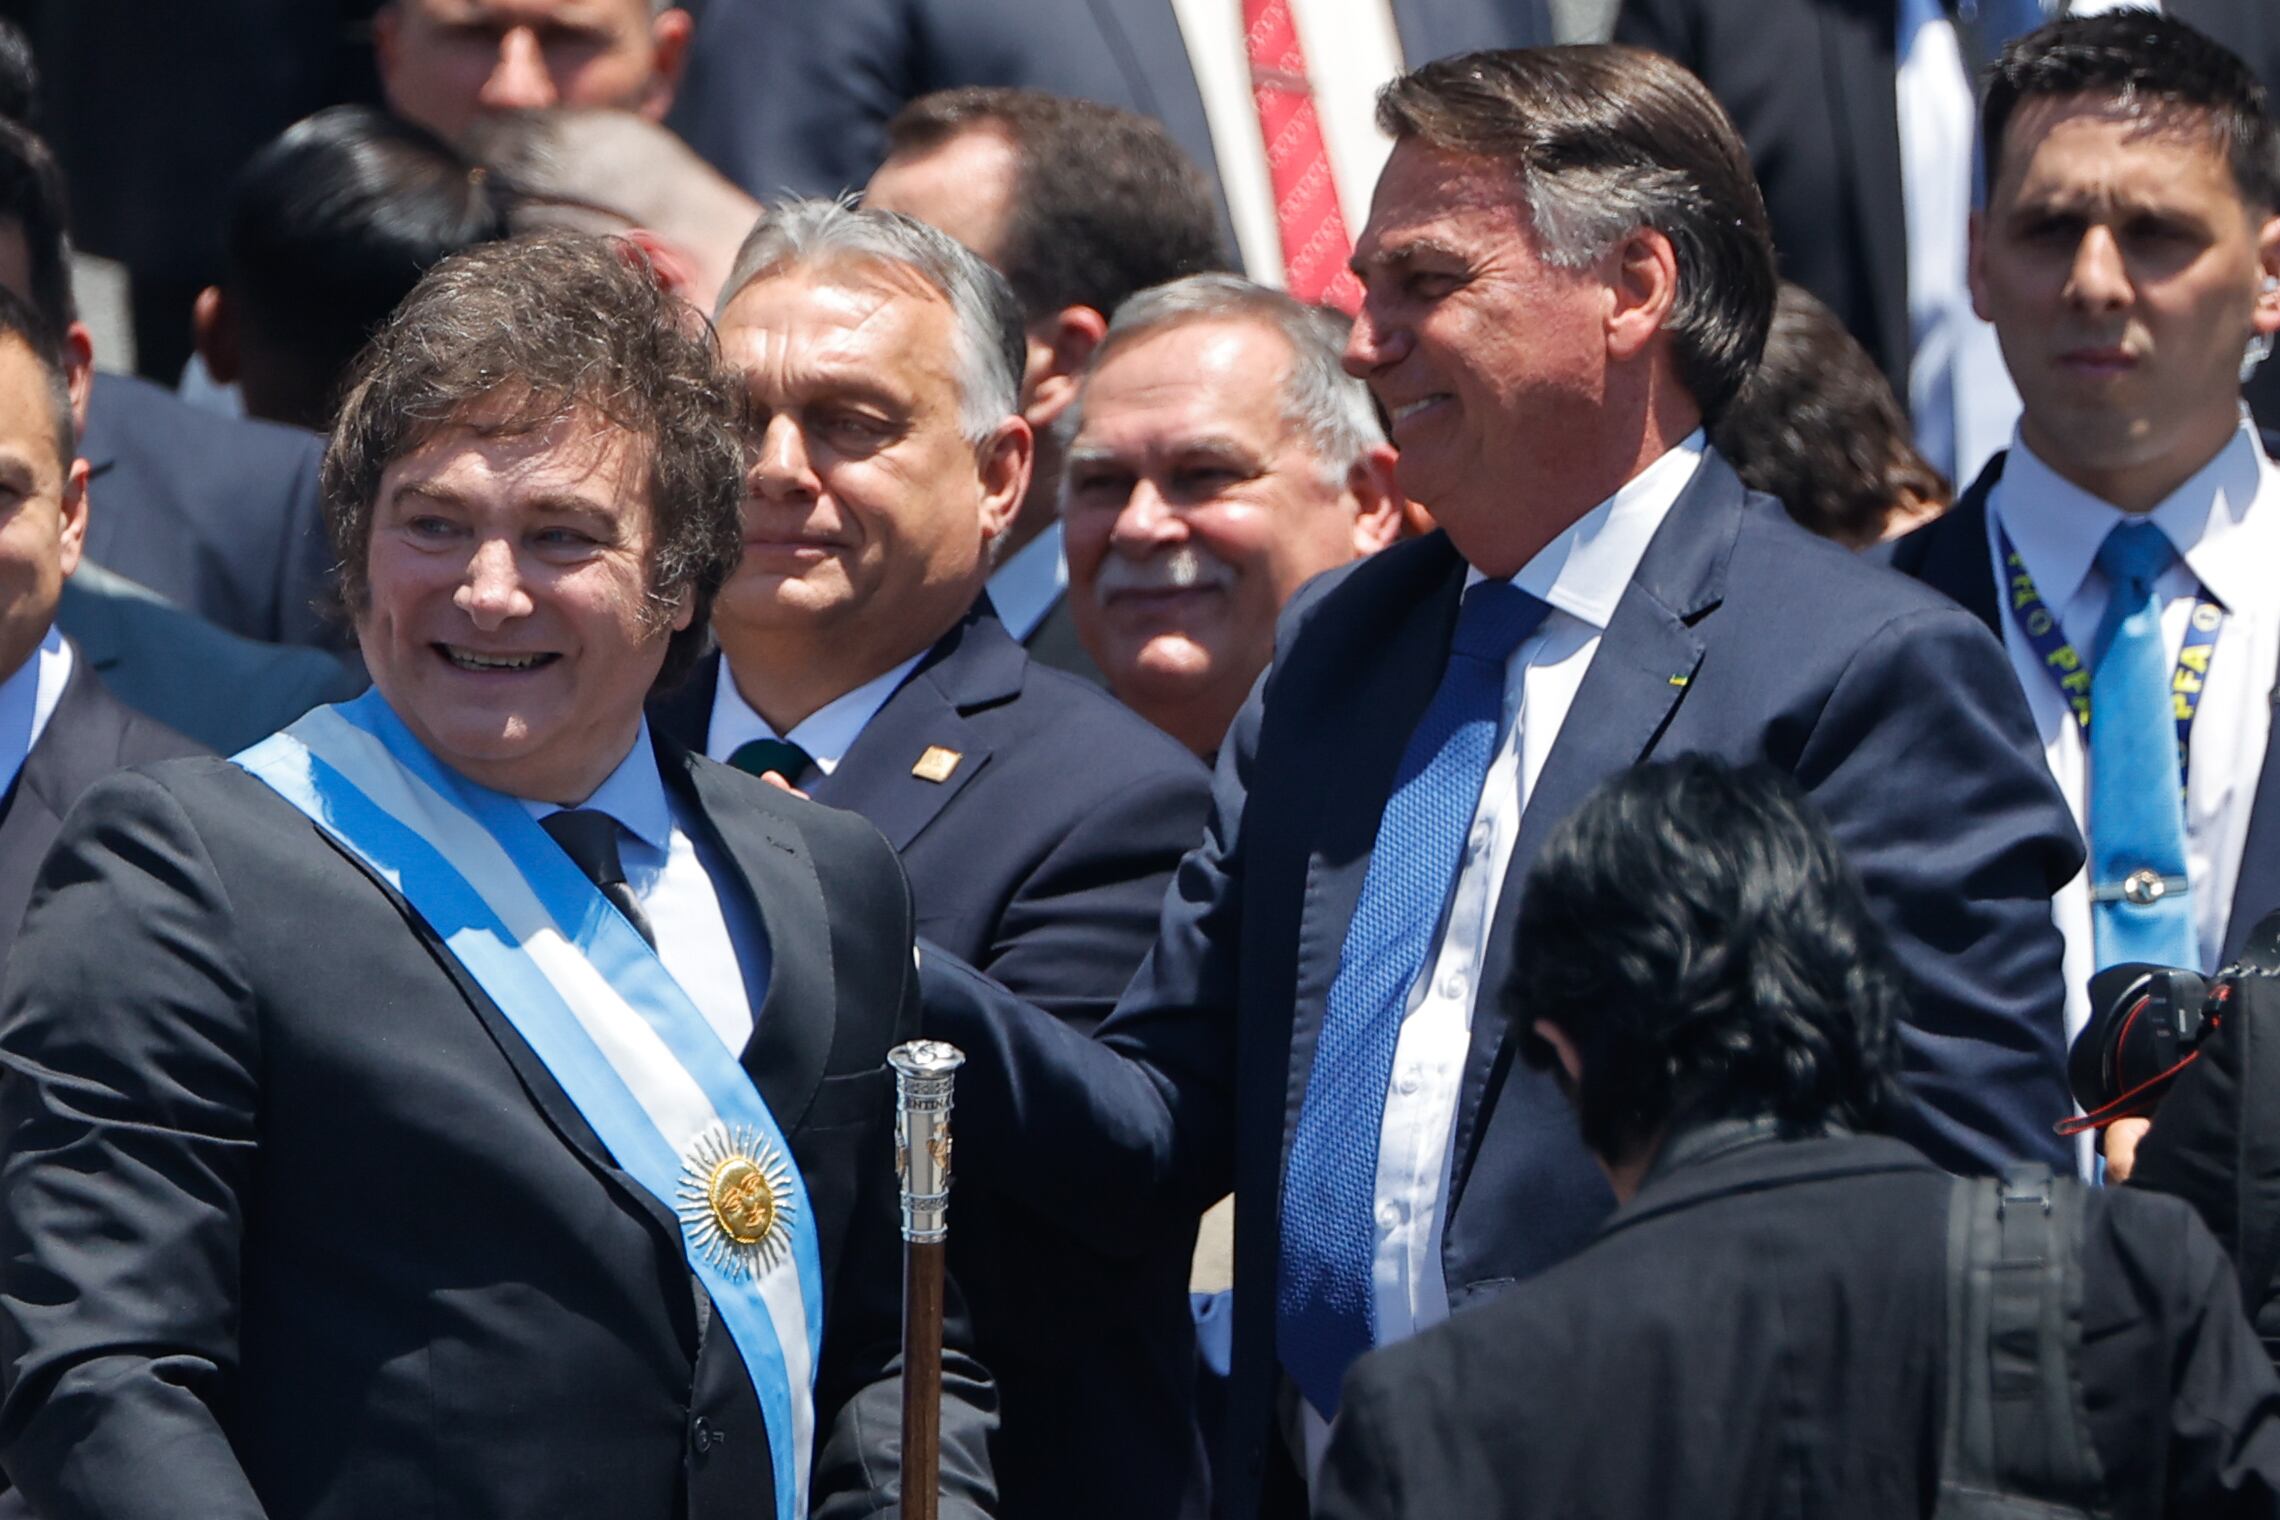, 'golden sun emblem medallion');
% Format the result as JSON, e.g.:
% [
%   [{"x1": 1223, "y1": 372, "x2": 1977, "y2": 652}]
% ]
[{"x1": 677, "y1": 1123, "x2": 797, "y2": 1278}]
